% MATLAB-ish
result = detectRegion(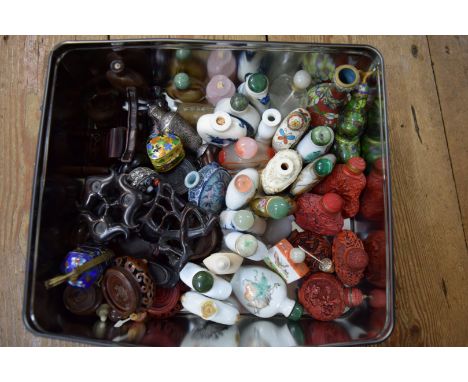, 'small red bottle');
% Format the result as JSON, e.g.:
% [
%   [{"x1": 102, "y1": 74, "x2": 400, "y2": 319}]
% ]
[
  {"x1": 294, "y1": 193, "x2": 344, "y2": 236},
  {"x1": 363, "y1": 230, "x2": 386, "y2": 288},
  {"x1": 360, "y1": 158, "x2": 385, "y2": 222},
  {"x1": 313, "y1": 156, "x2": 367, "y2": 218},
  {"x1": 332, "y1": 230, "x2": 369, "y2": 286}
]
